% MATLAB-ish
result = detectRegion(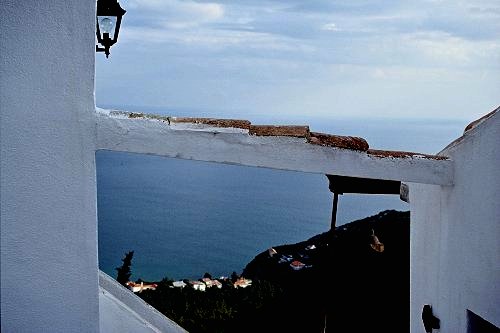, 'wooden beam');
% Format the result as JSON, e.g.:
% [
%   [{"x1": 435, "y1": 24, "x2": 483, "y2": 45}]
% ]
[
  {"x1": 326, "y1": 175, "x2": 401, "y2": 194},
  {"x1": 330, "y1": 192, "x2": 339, "y2": 231}
]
